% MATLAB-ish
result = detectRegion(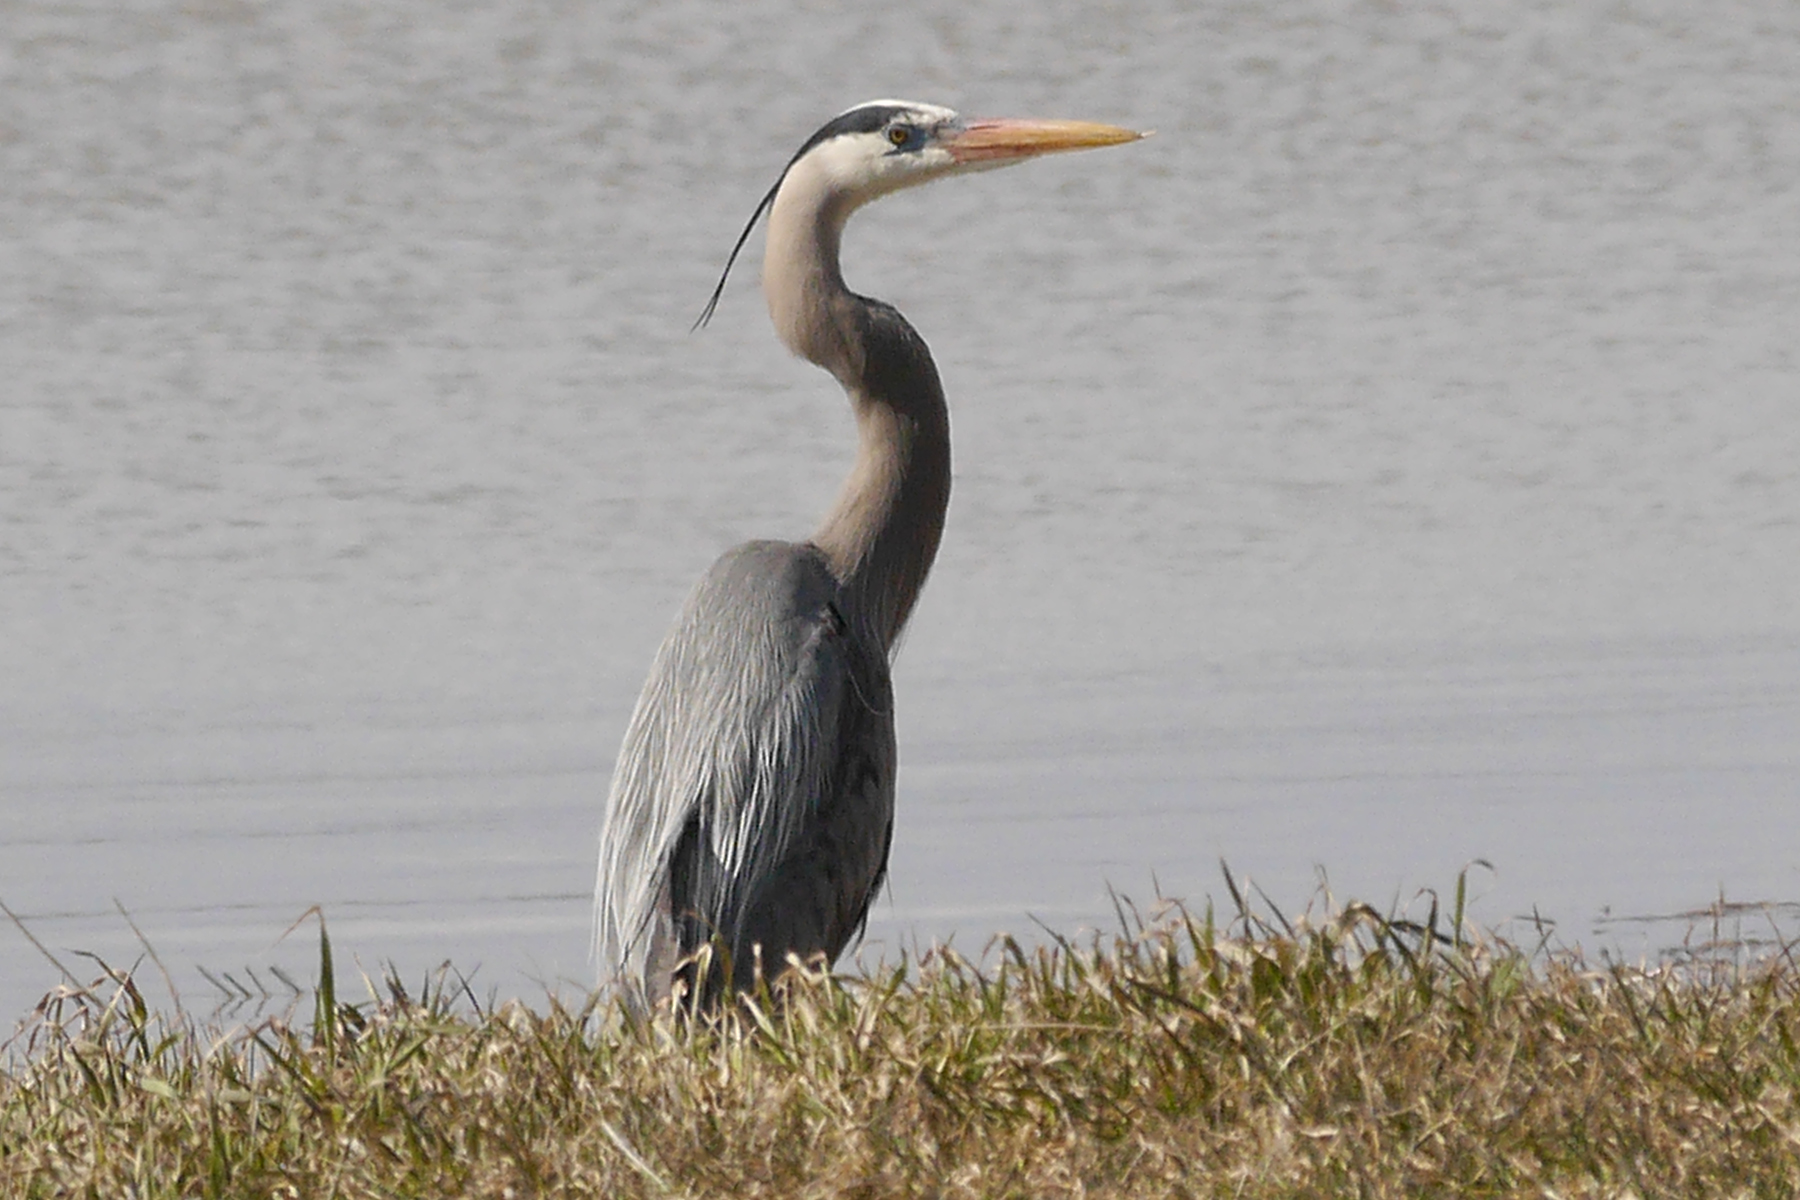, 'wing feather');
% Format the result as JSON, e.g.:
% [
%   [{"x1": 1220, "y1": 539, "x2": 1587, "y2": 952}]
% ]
[{"x1": 593, "y1": 541, "x2": 895, "y2": 1005}]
